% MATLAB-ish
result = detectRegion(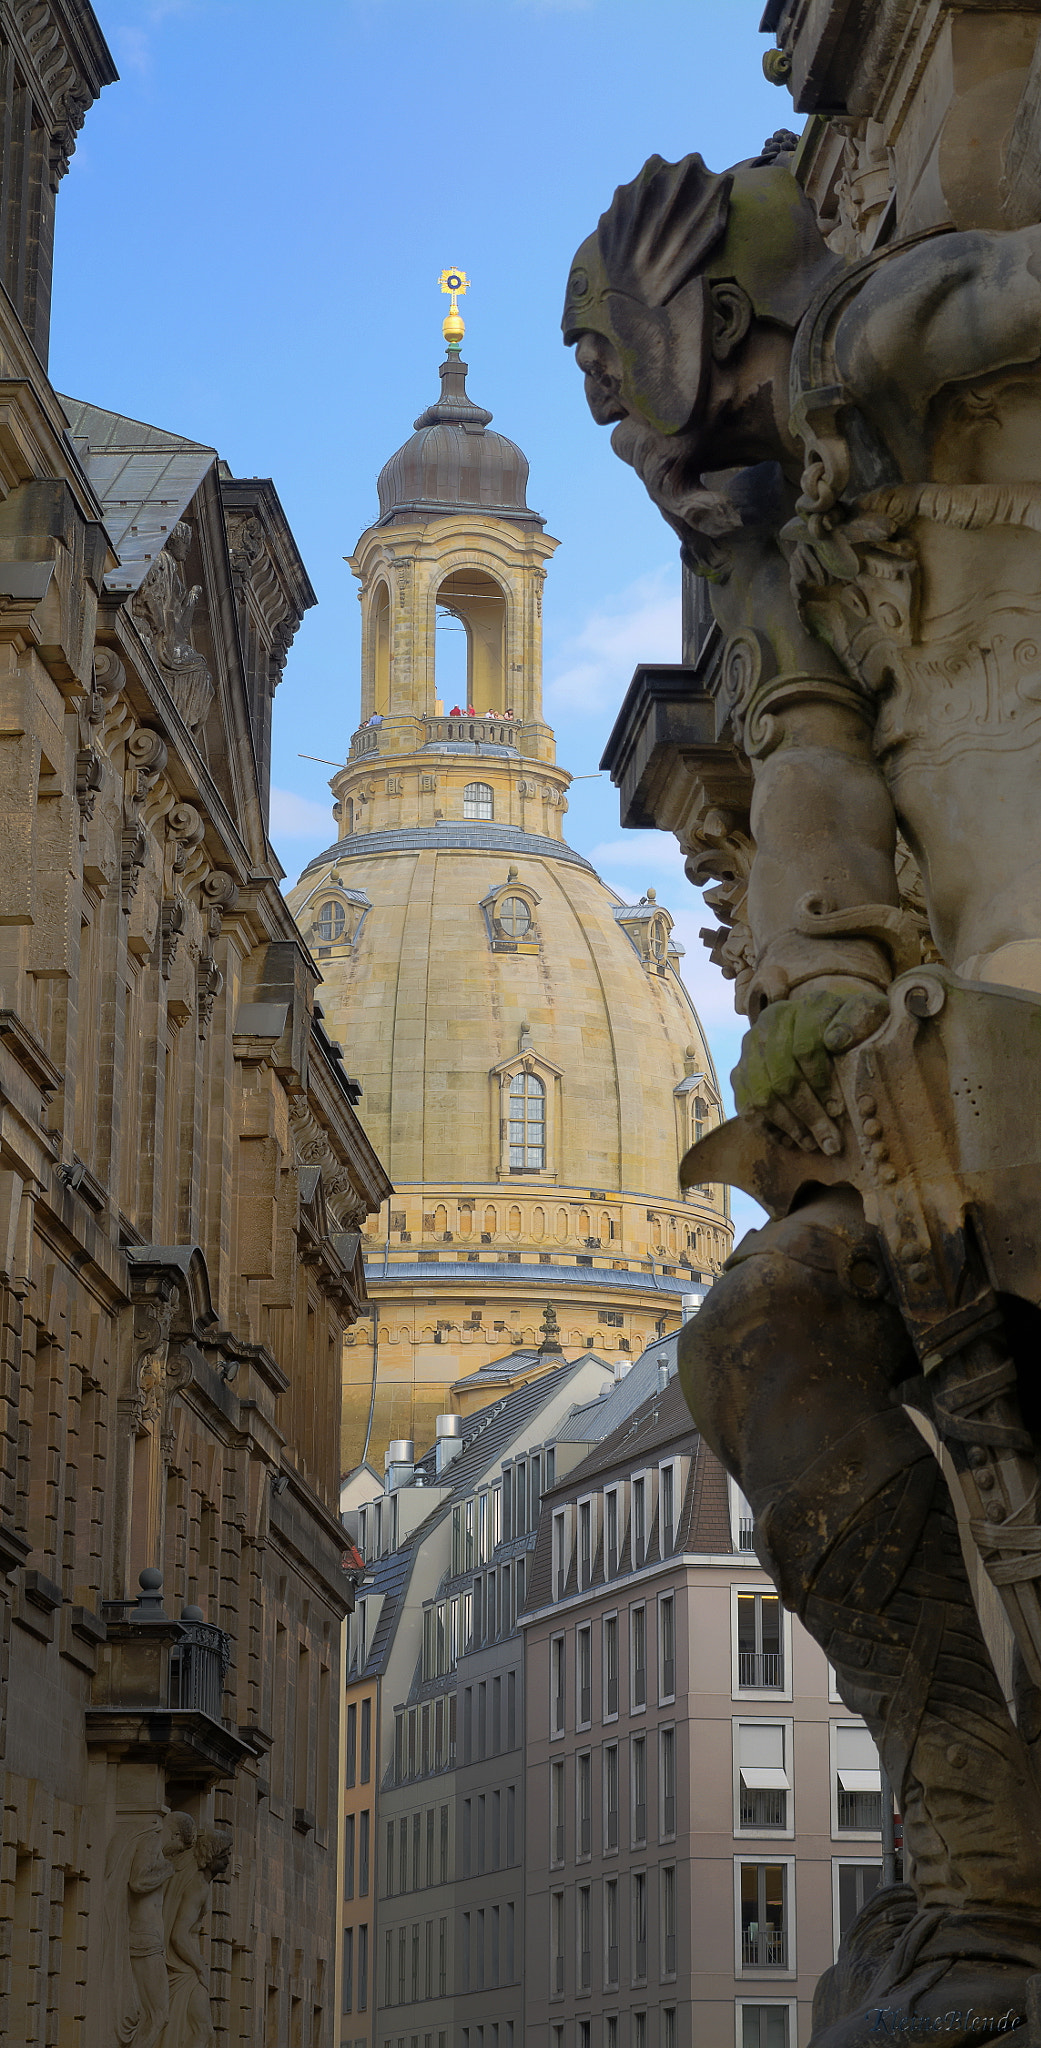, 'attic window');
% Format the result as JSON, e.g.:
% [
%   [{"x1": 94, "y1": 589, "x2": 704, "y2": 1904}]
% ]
[
  {"x1": 498, "y1": 895, "x2": 531, "y2": 938},
  {"x1": 317, "y1": 900, "x2": 346, "y2": 943}
]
